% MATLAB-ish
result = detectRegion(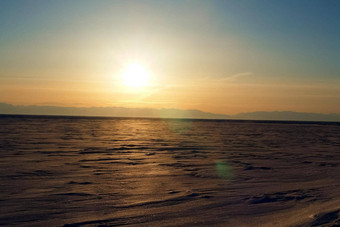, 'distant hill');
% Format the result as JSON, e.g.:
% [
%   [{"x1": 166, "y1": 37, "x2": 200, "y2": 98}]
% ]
[
  {"x1": 232, "y1": 111, "x2": 340, "y2": 122},
  {"x1": 0, "y1": 103, "x2": 228, "y2": 120},
  {"x1": 1, "y1": 103, "x2": 340, "y2": 122}
]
